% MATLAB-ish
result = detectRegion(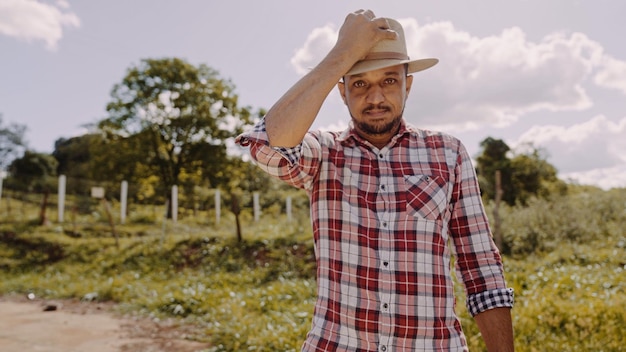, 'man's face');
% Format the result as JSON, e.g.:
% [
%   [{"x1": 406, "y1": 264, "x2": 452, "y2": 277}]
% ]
[{"x1": 338, "y1": 64, "x2": 413, "y2": 144}]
